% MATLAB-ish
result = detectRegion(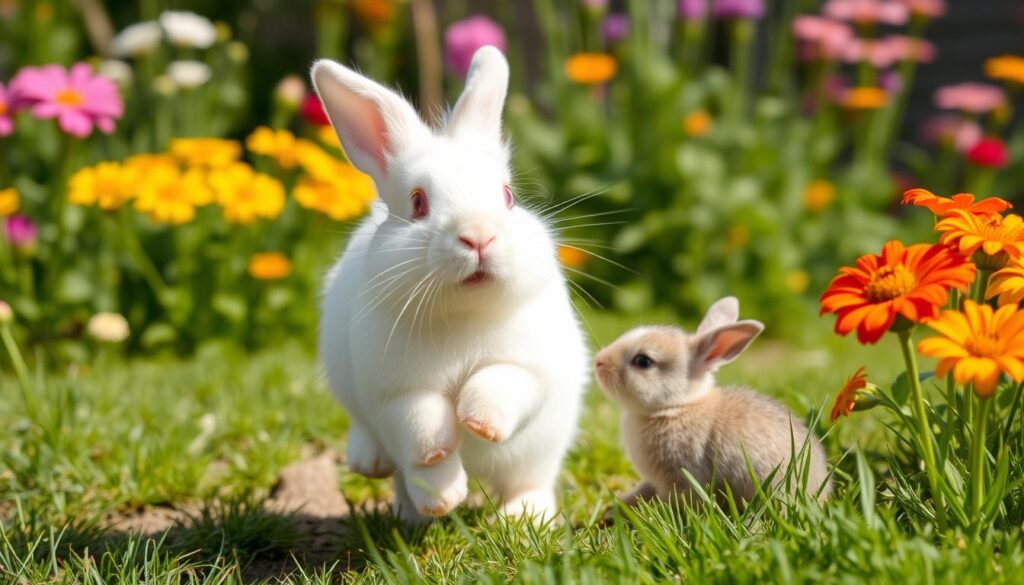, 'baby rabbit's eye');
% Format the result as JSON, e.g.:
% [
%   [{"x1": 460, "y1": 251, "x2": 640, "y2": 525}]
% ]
[
  {"x1": 630, "y1": 354, "x2": 655, "y2": 370},
  {"x1": 503, "y1": 185, "x2": 515, "y2": 210},
  {"x1": 411, "y1": 189, "x2": 429, "y2": 219}
]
